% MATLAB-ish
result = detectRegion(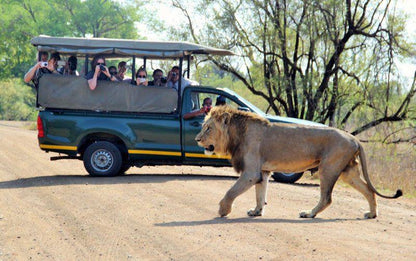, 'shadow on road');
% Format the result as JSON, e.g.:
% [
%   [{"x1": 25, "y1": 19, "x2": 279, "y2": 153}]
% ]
[
  {"x1": 155, "y1": 216, "x2": 363, "y2": 226},
  {"x1": 0, "y1": 173, "x2": 237, "y2": 189},
  {"x1": 0, "y1": 173, "x2": 319, "y2": 189}
]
